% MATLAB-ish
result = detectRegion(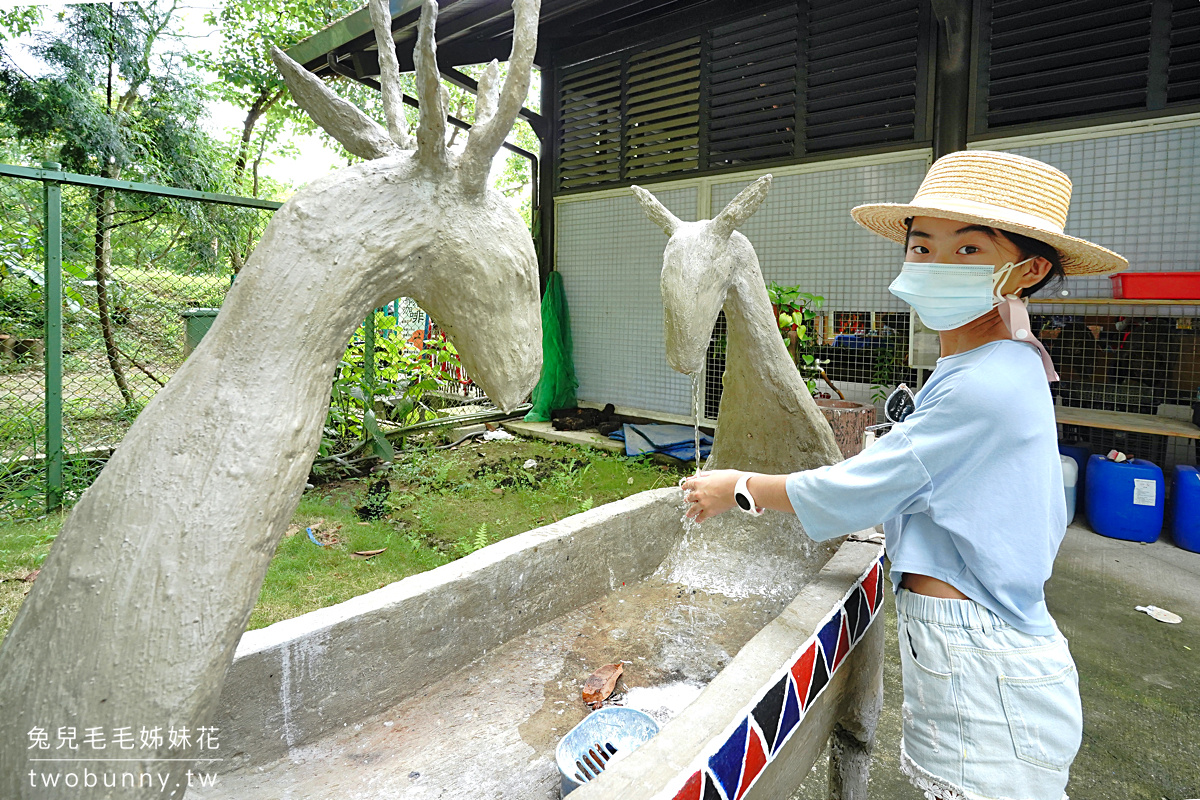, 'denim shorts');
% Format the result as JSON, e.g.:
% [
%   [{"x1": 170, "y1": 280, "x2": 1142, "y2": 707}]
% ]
[{"x1": 895, "y1": 588, "x2": 1082, "y2": 800}]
